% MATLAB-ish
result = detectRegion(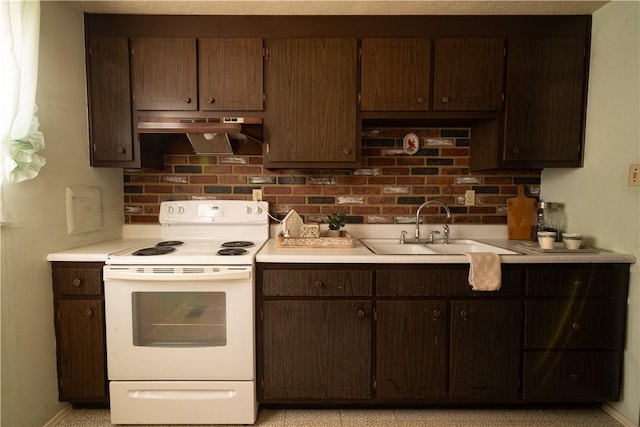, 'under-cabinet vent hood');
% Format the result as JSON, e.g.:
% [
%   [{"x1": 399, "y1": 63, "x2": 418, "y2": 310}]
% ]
[{"x1": 137, "y1": 116, "x2": 263, "y2": 154}]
